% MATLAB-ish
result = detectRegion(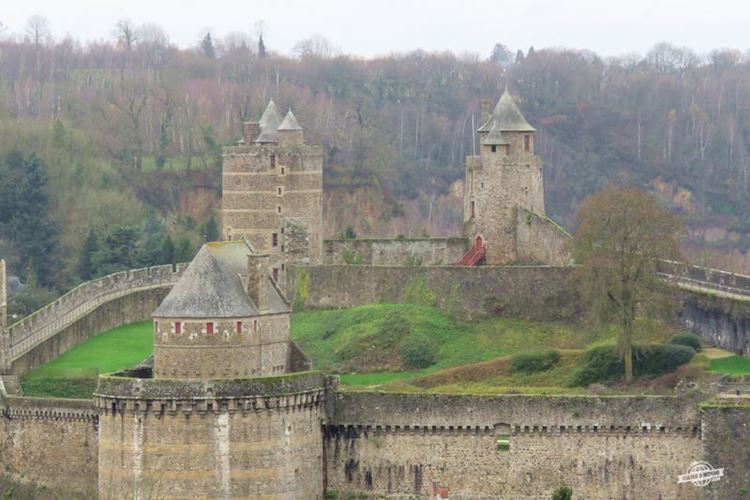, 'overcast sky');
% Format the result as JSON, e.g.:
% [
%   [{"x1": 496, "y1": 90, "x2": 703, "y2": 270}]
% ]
[{"x1": 2, "y1": 0, "x2": 750, "y2": 58}]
